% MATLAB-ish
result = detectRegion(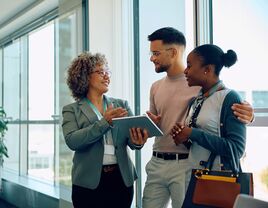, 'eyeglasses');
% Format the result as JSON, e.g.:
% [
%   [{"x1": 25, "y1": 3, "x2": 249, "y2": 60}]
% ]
[
  {"x1": 92, "y1": 70, "x2": 112, "y2": 78},
  {"x1": 149, "y1": 48, "x2": 173, "y2": 57}
]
